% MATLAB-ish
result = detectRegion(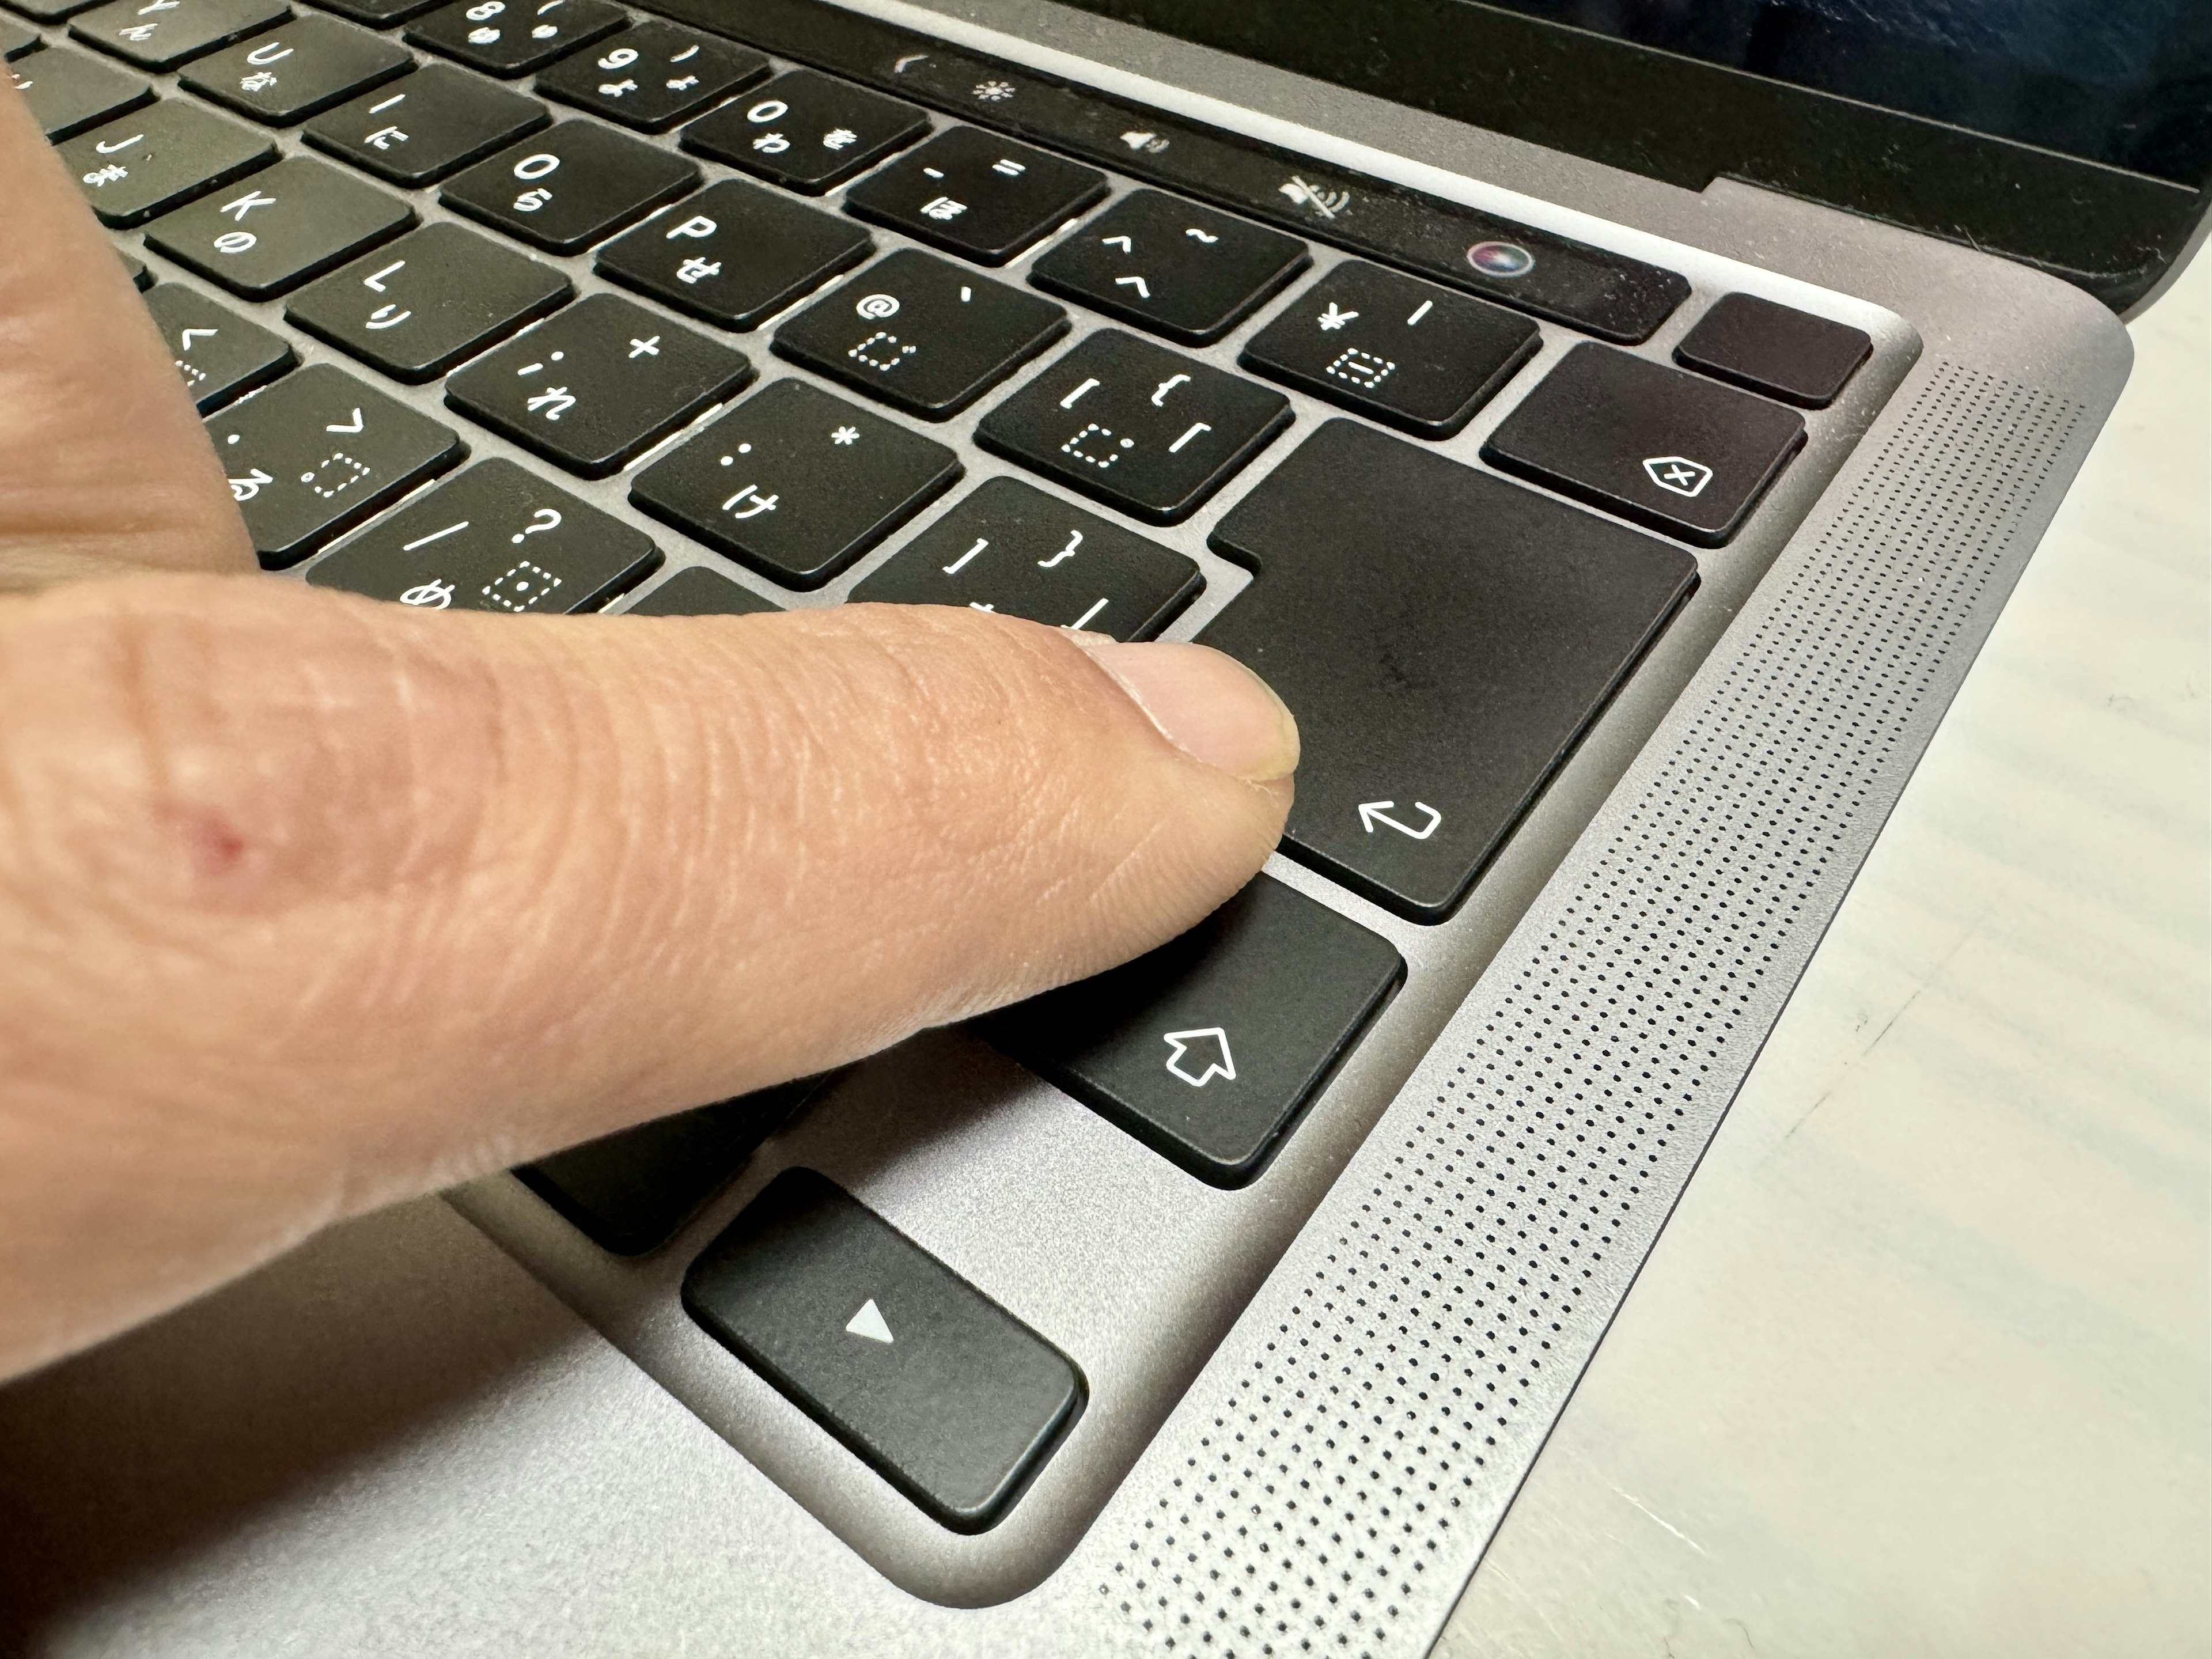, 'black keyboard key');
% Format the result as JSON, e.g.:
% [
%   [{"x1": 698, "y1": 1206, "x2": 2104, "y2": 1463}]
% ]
[
  {"x1": 1203, "y1": 420, "x2": 1696, "y2": 921},
  {"x1": 975, "y1": 329, "x2": 1290, "y2": 525},
  {"x1": 622, "y1": 564, "x2": 778, "y2": 615},
  {"x1": 1028, "y1": 190, "x2": 1307, "y2": 346},
  {"x1": 516, "y1": 1080, "x2": 817, "y2": 1256},
  {"x1": 1673, "y1": 291, "x2": 1872, "y2": 409},
  {"x1": 10, "y1": 42, "x2": 153, "y2": 140},
  {"x1": 209, "y1": 362, "x2": 464, "y2": 566},
  {"x1": 842, "y1": 125, "x2": 1104, "y2": 266},
  {"x1": 286, "y1": 220, "x2": 569, "y2": 381},
  {"x1": 59, "y1": 99, "x2": 274, "y2": 226},
  {"x1": 536, "y1": 18, "x2": 764, "y2": 131},
  {"x1": 1240, "y1": 259, "x2": 1539, "y2": 439},
  {"x1": 145, "y1": 155, "x2": 411, "y2": 298},
  {"x1": 444, "y1": 292, "x2": 750, "y2": 478},
  {"x1": 596, "y1": 177, "x2": 871, "y2": 332},
  {"x1": 441, "y1": 120, "x2": 697, "y2": 255},
  {"x1": 3, "y1": 17, "x2": 39, "y2": 54},
  {"x1": 179, "y1": 14, "x2": 408, "y2": 122},
  {"x1": 303, "y1": 63, "x2": 546, "y2": 186},
  {"x1": 773, "y1": 249, "x2": 1066, "y2": 421},
  {"x1": 70, "y1": 0, "x2": 285, "y2": 70},
  {"x1": 6, "y1": 0, "x2": 99, "y2": 21},
  {"x1": 631, "y1": 377, "x2": 959, "y2": 590},
  {"x1": 850, "y1": 475, "x2": 1197, "y2": 641},
  {"x1": 679, "y1": 67, "x2": 925, "y2": 195},
  {"x1": 684, "y1": 1167, "x2": 1084, "y2": 1533},
  {"x1": 306, "y1": 457, "x2": 659, "y2": 610},
  {"x1": 403, "y1": 0, "x2": 618, "y2": 77},
  {"x1": 983, "y1": 876, "x2": 1400, "y2": 1184},
  {"x1": 1481, "y1": 343, "x2": 1806, "y2": 547},
  {"x1": 301, "y1": 0, "x2": 440, "y2": 28},
  {"x1": 143, "y1": 282, "x2": 294, "y2": 411}
]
